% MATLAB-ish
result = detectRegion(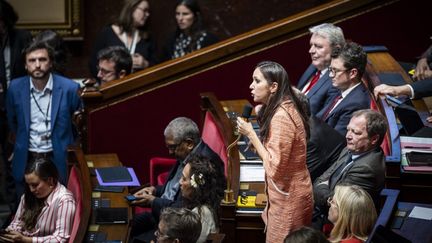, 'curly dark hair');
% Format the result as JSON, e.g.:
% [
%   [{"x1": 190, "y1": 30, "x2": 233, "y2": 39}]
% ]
[{"x1": 183, "y1": 154, "x2": 224, "y2": 225}]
